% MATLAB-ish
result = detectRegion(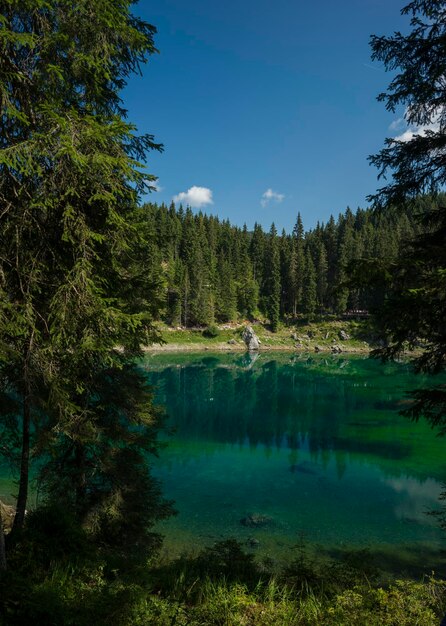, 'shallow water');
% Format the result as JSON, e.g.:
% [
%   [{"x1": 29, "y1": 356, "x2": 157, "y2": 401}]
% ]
[{"x1": 143, "y1": 352, "x2": 446, "y2": 574}]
